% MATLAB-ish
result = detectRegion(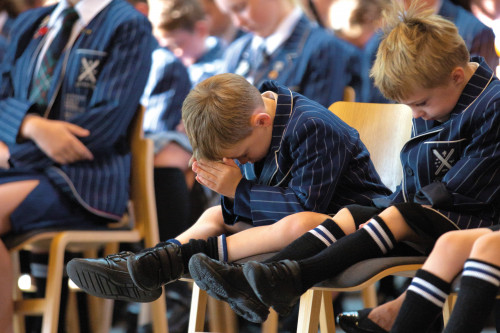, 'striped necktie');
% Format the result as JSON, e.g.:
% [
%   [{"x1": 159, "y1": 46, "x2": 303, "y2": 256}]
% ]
[{"x1": 30, "y1": 7, "x2": 79, "y2": 110}]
